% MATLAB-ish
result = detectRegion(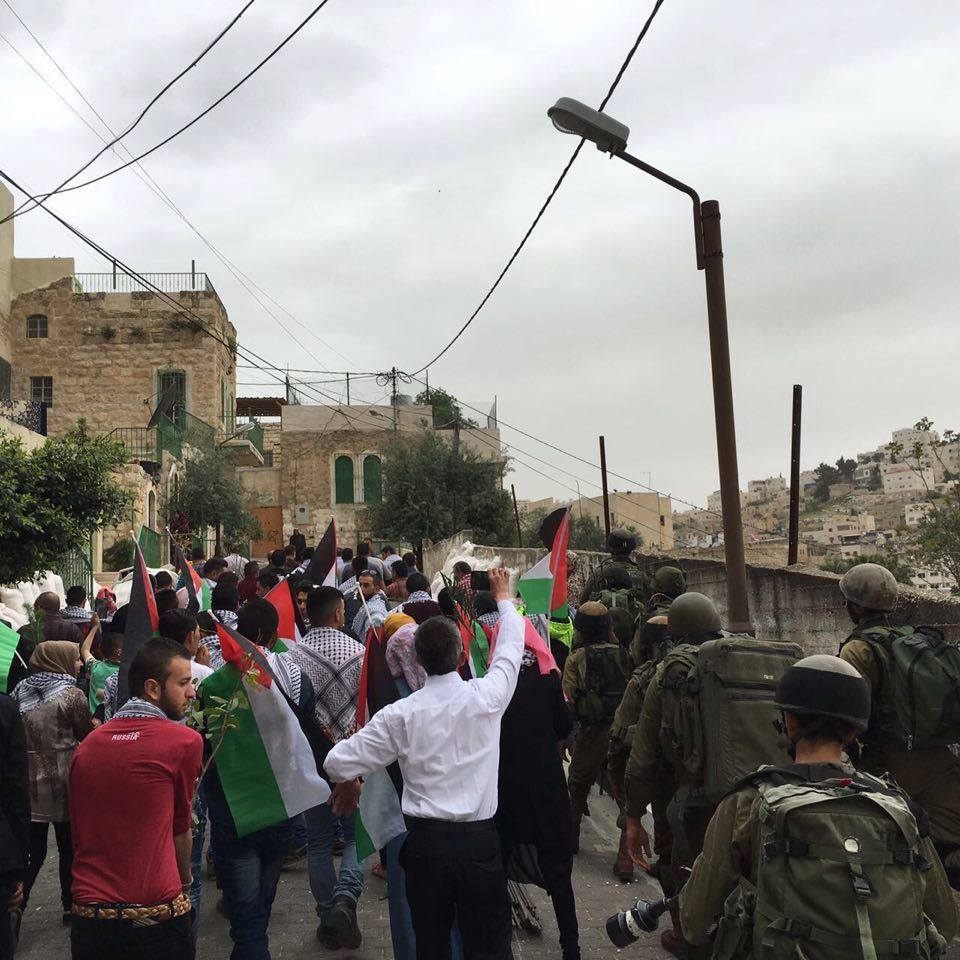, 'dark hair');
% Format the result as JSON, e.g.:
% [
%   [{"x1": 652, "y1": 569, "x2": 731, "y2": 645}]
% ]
[
  {"x1": 218, "y1": 571, "x2": 240, "y2": 587},
  {"x1": 283, "y1": 545, "x2": 297, "y2": 557},
  {"x1": 211, "y1": 582, "x2": 240, "y2": 612},
  {"x1": 295, "y1": 580, "x2": 312, "y2": 597},
  {"x1": 382, "y1": 545, "x2": 396, "y2": 556},
  {"x1": 244, "y1": 560, "x2": 260, "y2": 577},
  {"x1": 190, "y1": 547, "x2": 204, "y2": 561},
  {"x1": 302, "y1": 547, "x2": 315, "y2": 561},
  {"x1": 237, "y1": 599, "x2": 279, "y2": 646},
  {"x1": 102, "y1": 632, "x2": 123, "y2": 658},
  {"x1": 414, "y1": 617, "x2": 462, "y2": 675},
  {"x1": 258, "y1": 571, "x2": 280, "y2": 590},
  {"x1": 341, "y1": 547, "x2": 354, "y2": 563},
  {"x1": 154, "y1": 571, "x2": 174, "y2": 590},
  {"x1": 359, "y1": 568, "x2": 382, "y2": 587},
  {"x1": 453, "y1": 561, "x2": 472, "y2": 578},
  {"x1": 392, "y1": 561, "x2": 409, "y2": 580},
  {"x1": 66, "y1": 585, "x2": 87, "y2": 606},
  {"x1": 357, "y1": 542, "x2": 371, "y2": 557},
  {"x1": 202, "y1": 558, "x2": 228, "y2": 578},
  {"x1": 269, "y1": 549, "x2": 286, "y2": 568},
  {"x1": 158, "y1": 609, "x2": 199, "y2": 646},
  {"x1": 155, "y1": 588, "x2": 180, "y2": 614},
  {"x1": 406, "y1": 572, "x2": 431, "y2": 595},
  {"x1": 352, "y1": 556, "x2": 369, "y2": 575},
  {"x1": 474, "y1": 591, "x2": 497, "y2": 617},
  {"x1": 35, "y1": 591, "x2": 60, "y2": 614},
  {"x1": 307, "y1": 586, "x2": 344, "y2": 626},
  {"x1": 128, "y1": 637, "x2": 191, "y2": 698},
  {"x1": 402, "y1": 552, "x2": 416, "y2": 568},
  {"x1": 197, "y1": 611, "x2": 218, "y2": 634}
]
